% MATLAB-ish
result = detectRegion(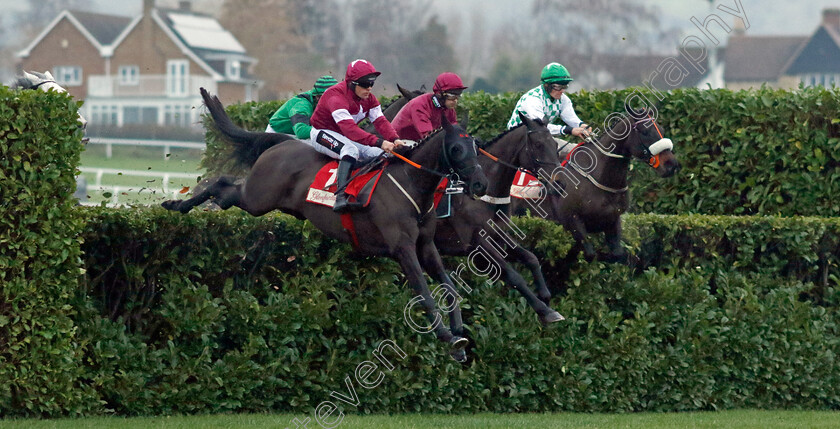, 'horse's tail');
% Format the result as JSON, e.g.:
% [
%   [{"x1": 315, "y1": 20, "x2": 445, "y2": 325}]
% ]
[{"x1": 200, "y1": 87, "x2": 293, "y2": 167}]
